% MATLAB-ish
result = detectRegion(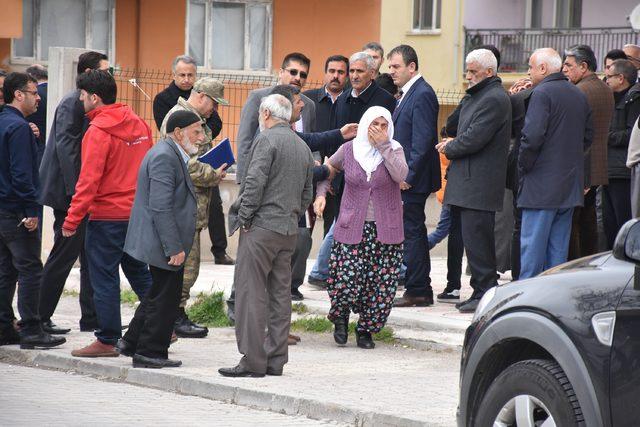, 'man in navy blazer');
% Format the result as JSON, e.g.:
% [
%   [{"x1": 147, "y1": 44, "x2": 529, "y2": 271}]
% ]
[{"x1": 387, "y1": 45, "x2": 441, "y2": 307}]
